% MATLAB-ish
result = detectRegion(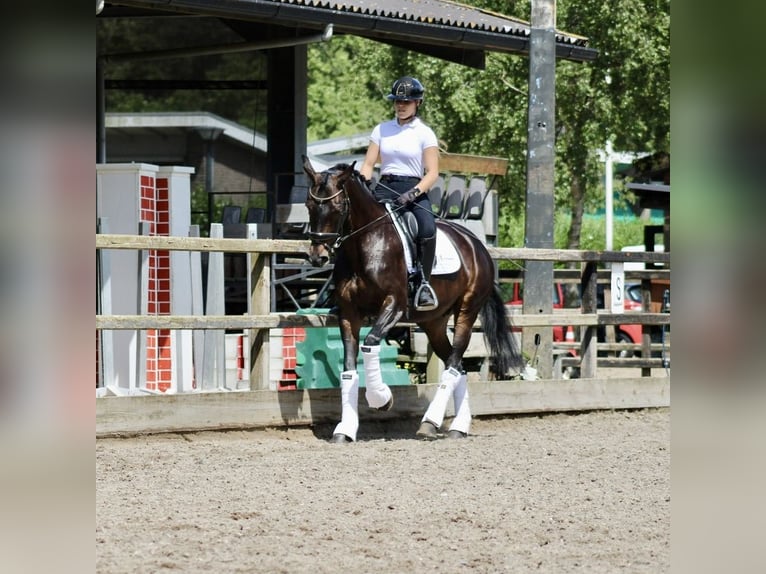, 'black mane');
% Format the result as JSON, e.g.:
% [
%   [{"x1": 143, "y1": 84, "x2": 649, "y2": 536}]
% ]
[{"x1": 328, "y1": 162, "x2": 360, "y2": 176}]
